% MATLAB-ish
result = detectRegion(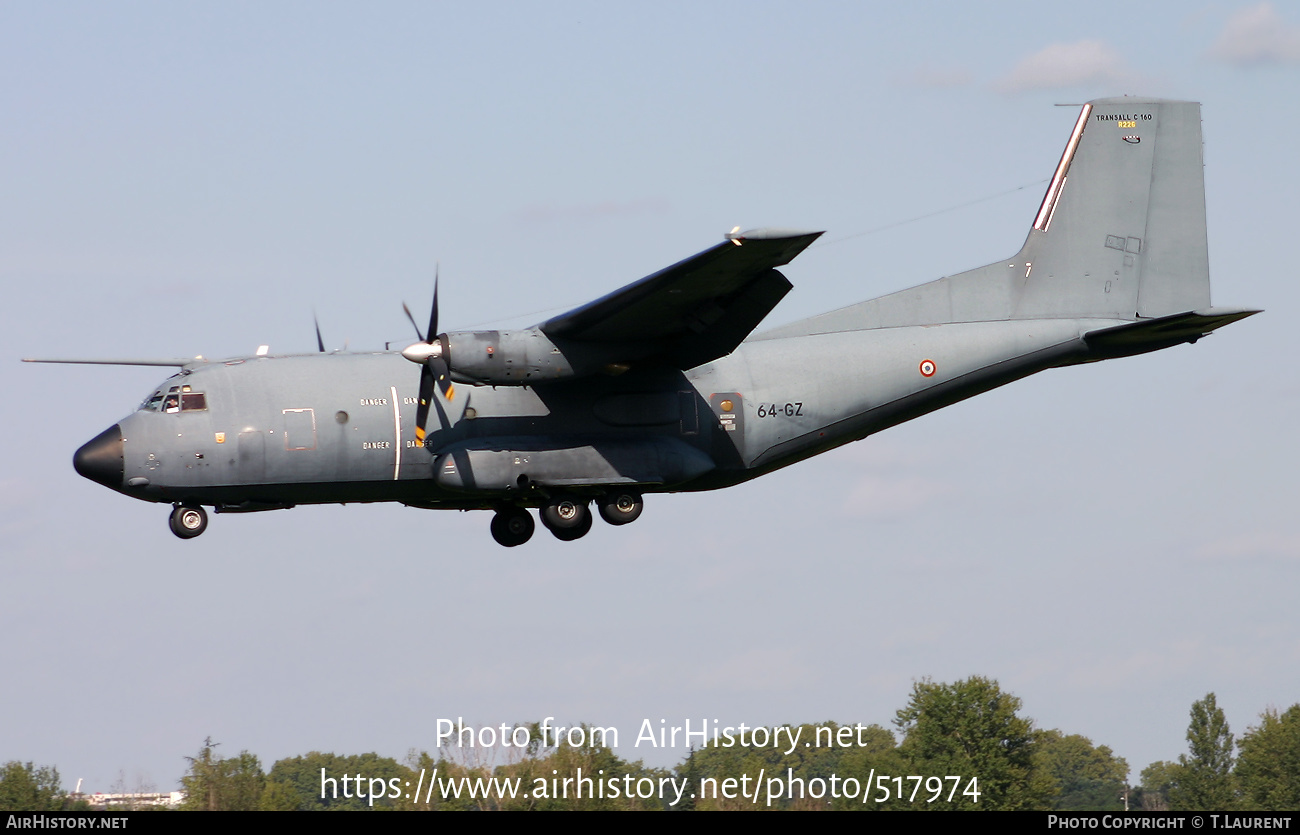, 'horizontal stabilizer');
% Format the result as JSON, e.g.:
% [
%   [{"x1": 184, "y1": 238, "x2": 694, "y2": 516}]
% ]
[{"x1": 1084, "y1": 308, "x2": 1261, "y2": 359}]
